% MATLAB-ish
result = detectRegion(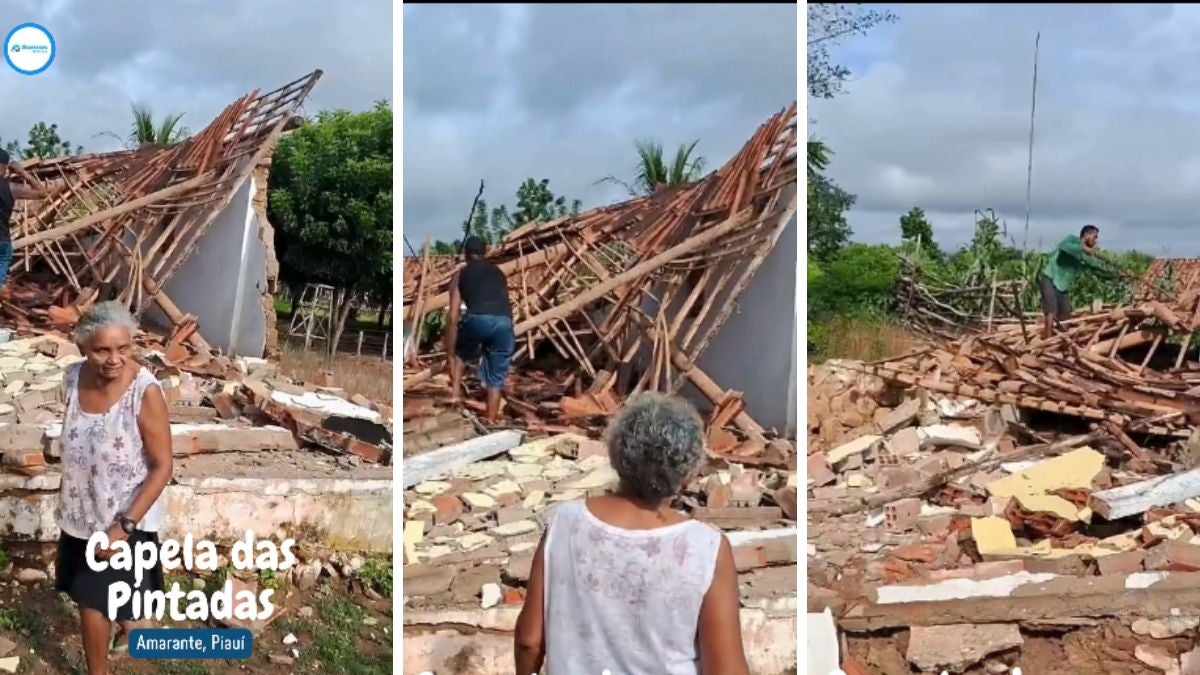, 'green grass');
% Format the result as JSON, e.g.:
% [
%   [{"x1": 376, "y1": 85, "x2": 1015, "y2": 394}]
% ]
[
  {"x1": 155, "y1": 661, "x2": 212, "y2": 675},
  {"x1": 0, "y1": 606, "x2": 47, "y2": 647},
  {"x1": 257, "y1": 567, "x2": 282, "y2": 590},
  {"x1": 358, "y1": 557, "x2": 392, "y2": 597},
  {"x1": 311, "y1": 596, "x2": 390, "y2": 674}
]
